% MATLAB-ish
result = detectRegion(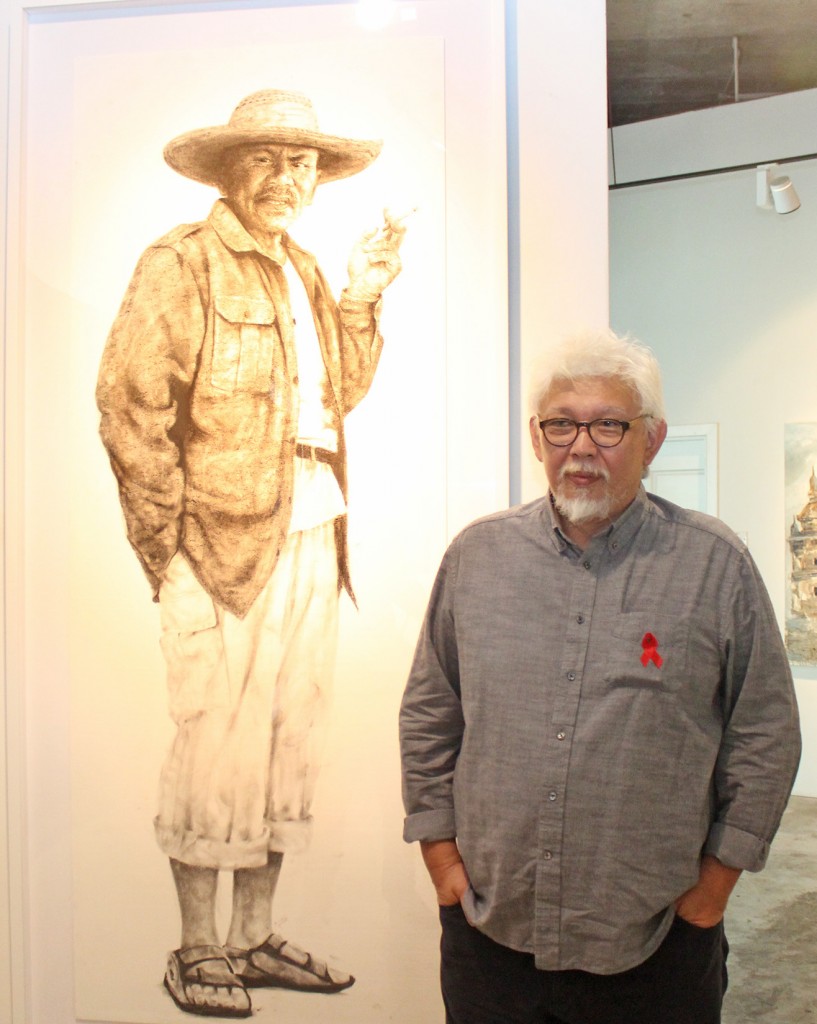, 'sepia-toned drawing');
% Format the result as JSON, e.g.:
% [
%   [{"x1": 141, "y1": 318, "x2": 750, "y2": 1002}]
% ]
[
  {"x1": 96, "y1": 89, "x2": 407, "y2": 1019},
  {"x1": 785, "y1": 423, "x2": 817, "y2": 665}
]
